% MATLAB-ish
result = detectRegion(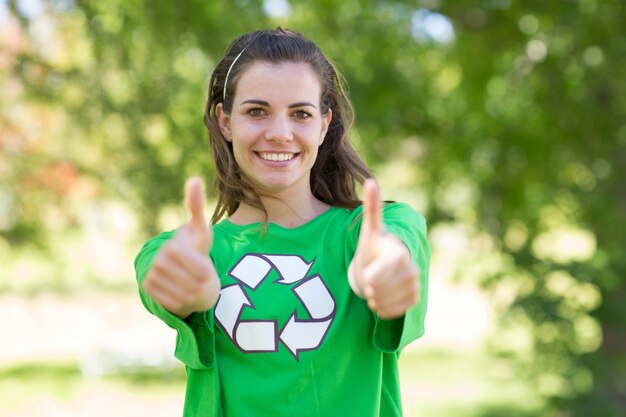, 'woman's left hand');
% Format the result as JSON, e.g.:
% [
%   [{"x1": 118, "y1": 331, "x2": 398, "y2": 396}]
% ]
[{"x1": 348, "y1": 179, "x2": 421, "y2": 319}]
